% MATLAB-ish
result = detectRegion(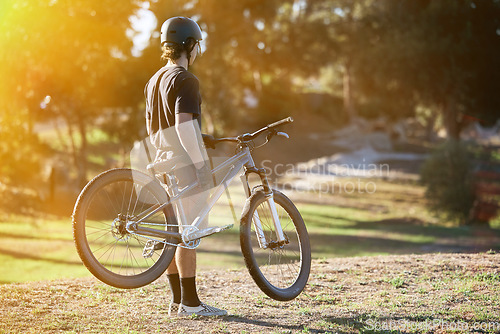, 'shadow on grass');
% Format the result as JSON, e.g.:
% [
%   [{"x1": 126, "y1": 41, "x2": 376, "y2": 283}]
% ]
[
  {"x1": 302, "y1": 212, "x2": 490, "y2": 237},
  {"x1": 220, "y1": 313, "x2": 443, "y2": 334},
  {"x1": 324, "y1": 314, "x2": 500, "y2": 333},
  {"x1": 308, "y1": 232, "x2": 482, "y2": 257},
  {"x1": 336, "y1": 217, "x2": 496, "y2": 238},
  {"x1": 222, "y1": 315, "x2": 335, "y2": 334},
  {"x1": 301, "y1": 212, "x2": 500, "y2": 254},
  {"x1": 0, "y1": 231, "x2": 71, "y2": 242},
  {"x1": 2, "y1": 213, "x2": 499, "y2": 284},
  {"x1": 0, "y1": 248, "x2": 82, "y2": 266},
  {"x1": 202, "y1": 219, "x2": 500, "y2": 262}
]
